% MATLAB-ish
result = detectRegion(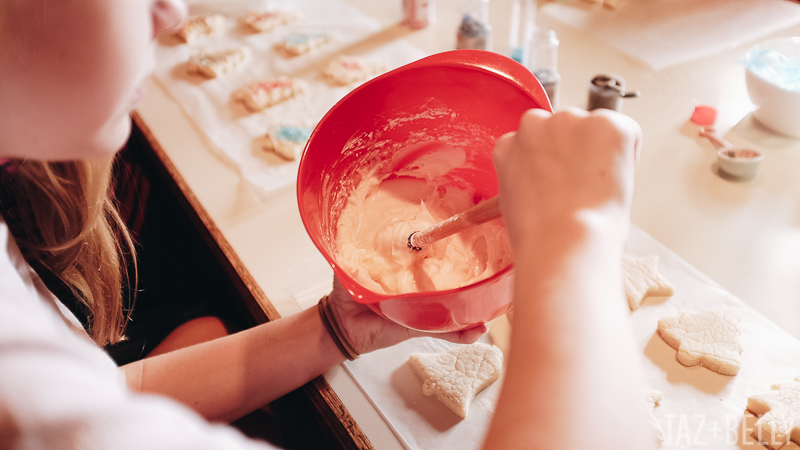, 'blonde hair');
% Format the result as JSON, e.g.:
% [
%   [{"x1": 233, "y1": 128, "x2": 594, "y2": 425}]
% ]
[{"x1": 3, "y1": 158, "x2": 135, "y2": 346}]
